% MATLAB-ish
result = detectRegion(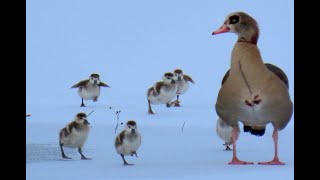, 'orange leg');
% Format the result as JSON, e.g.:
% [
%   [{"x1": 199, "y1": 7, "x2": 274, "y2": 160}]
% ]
[
  {"x1": 258, "y1": 128, "x2": 285, "y2": 165},
  {"x1": 228, "y1": 127, "x2": 254, "y2": 165}
]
